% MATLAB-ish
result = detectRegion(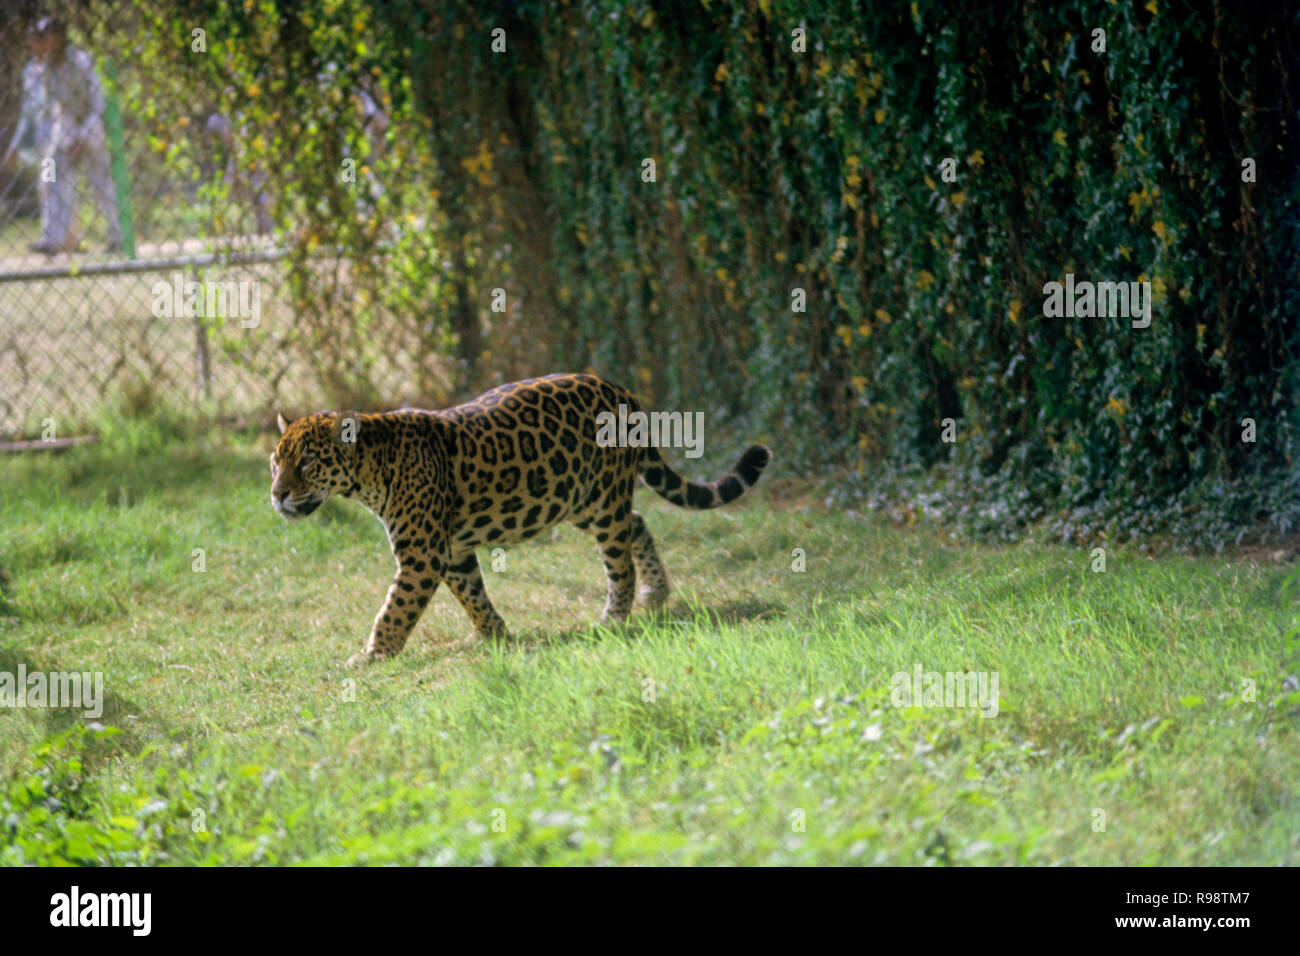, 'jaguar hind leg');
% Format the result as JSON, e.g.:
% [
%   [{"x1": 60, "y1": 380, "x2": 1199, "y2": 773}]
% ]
[
  {"x1": 629, "y1": 511, "x2": 669, "y2": 611},
  {"x1": 572, "y1": 512, "x2": 637, "y2": 624}
]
